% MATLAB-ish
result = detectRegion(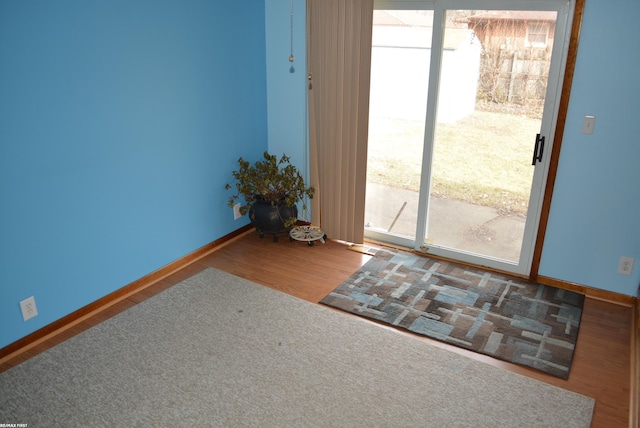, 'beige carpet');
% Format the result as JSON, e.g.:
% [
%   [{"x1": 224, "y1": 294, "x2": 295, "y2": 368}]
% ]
[{"x1": 0, "y1": 268, "x2": 594, "y2": 427}]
